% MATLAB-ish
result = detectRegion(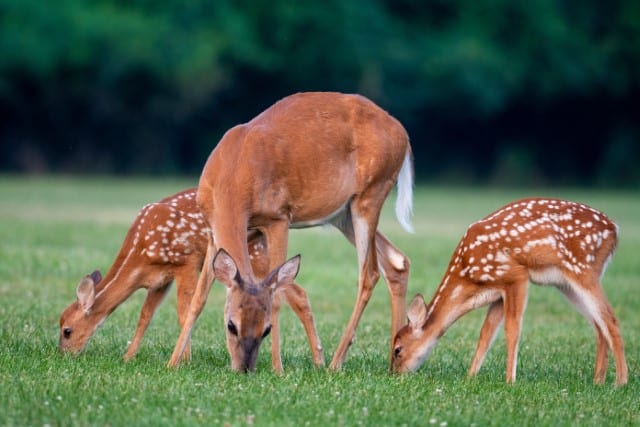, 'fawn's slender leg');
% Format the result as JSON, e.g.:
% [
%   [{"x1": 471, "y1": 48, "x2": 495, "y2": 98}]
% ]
[
  {"x1": 502, "y1": 277, "x2": 529, "y2": 383},
  {"x1": 124, "y1": 284, "x2": 171, "y2": 361},
  {"x1": 283, "y1": 283, "x2": 325, "y2": 366},
  {"x1": 593, "y1": 326, "x2": 610, "y2": 384},
  {"x1": 174, "y1": 264, "x2": 202, "y2": 362},
  {"x1": 270, "y1": 292, "x2": 284, "y2": 373},
  {"x1": 586, "y1": 285, "x2": 627, "y2": 386},
  {"x1": 168, "y1": 238, "x2": 216, "y2": 367},
  {"x1": 468, "y1": 299, "x2": 504, "y2": 377},
  {"x1": 558, "y1": 285, "x2": 608, "y2": 383},
  {"x1": 559, "y1": 280, "x2": 627, "y2": 385}
]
